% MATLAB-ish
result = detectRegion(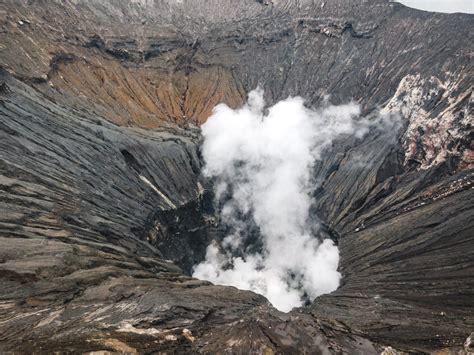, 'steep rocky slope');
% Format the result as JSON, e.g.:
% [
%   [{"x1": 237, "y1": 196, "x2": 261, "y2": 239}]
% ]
[{"x1": 0, "y1": 0, "x2": 473, "y2": 353}]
